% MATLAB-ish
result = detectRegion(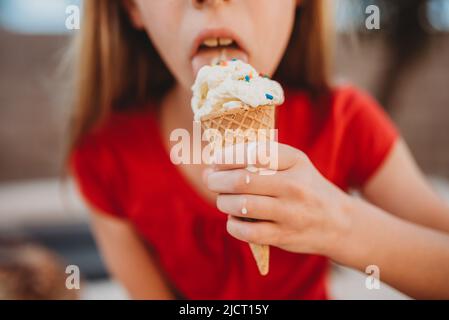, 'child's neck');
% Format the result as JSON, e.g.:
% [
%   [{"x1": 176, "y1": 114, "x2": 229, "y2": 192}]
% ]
[{"x1": 158, "y1": 84, "x2": 217, "y2": 205}]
